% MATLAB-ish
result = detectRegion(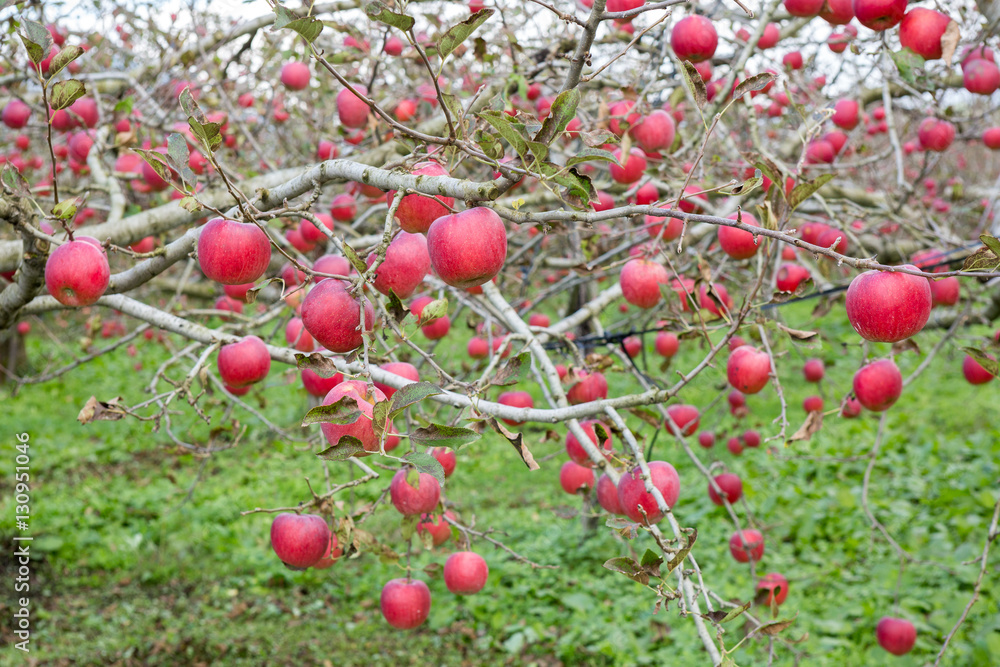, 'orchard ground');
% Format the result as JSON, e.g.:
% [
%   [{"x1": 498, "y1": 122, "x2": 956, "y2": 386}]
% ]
[{"x1": 2, "y1": 300, "x2": 998, "y2": 666}]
